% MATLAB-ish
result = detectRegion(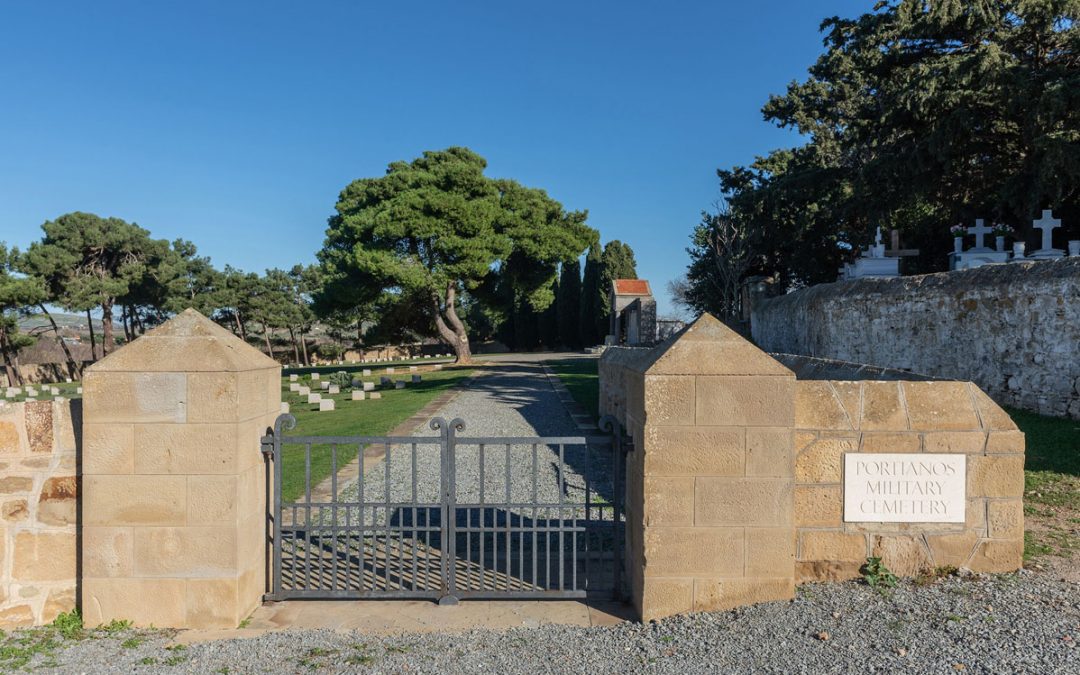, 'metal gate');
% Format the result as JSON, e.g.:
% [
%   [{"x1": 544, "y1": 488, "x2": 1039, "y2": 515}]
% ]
[{"x1": 261, "y1": 414, "x2": 627, "y2": 603}]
